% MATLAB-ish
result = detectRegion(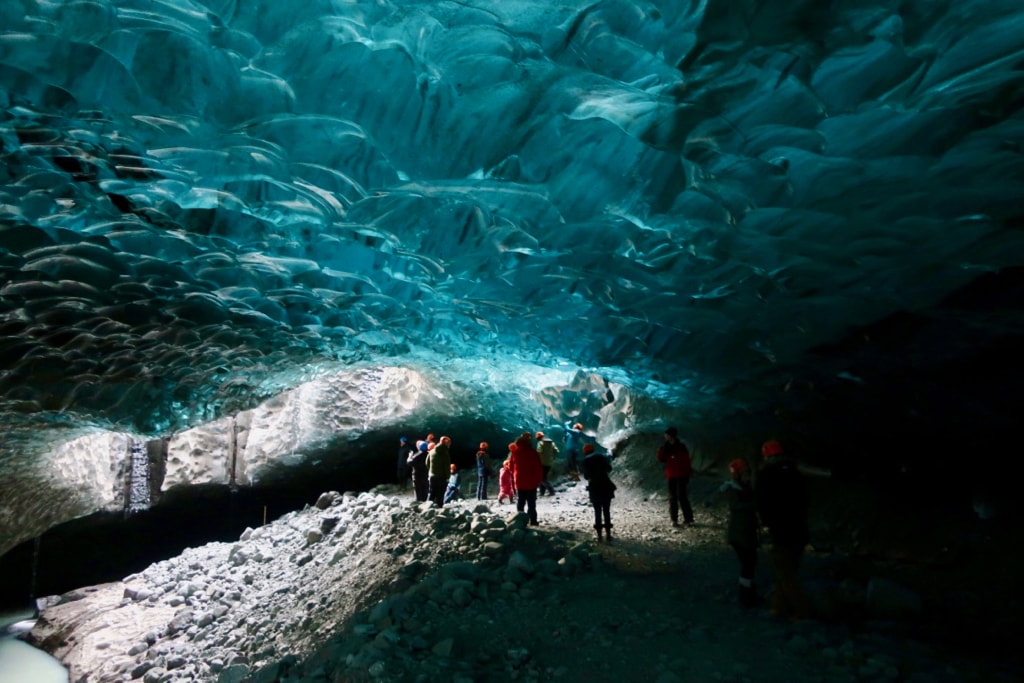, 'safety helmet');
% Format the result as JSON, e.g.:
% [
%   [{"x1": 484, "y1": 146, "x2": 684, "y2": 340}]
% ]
[
  {"x1": 761, "y1": 440, "x2": 783, "y2": 457},
  {"x1": 729, "y1": 458, "x2": 748, "y2": 474}
]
